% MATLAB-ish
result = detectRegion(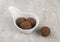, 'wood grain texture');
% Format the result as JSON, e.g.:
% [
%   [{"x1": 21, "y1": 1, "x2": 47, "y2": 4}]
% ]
[{"x1": 0, "y1": 0, "x2": 60, "y2": 42}]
